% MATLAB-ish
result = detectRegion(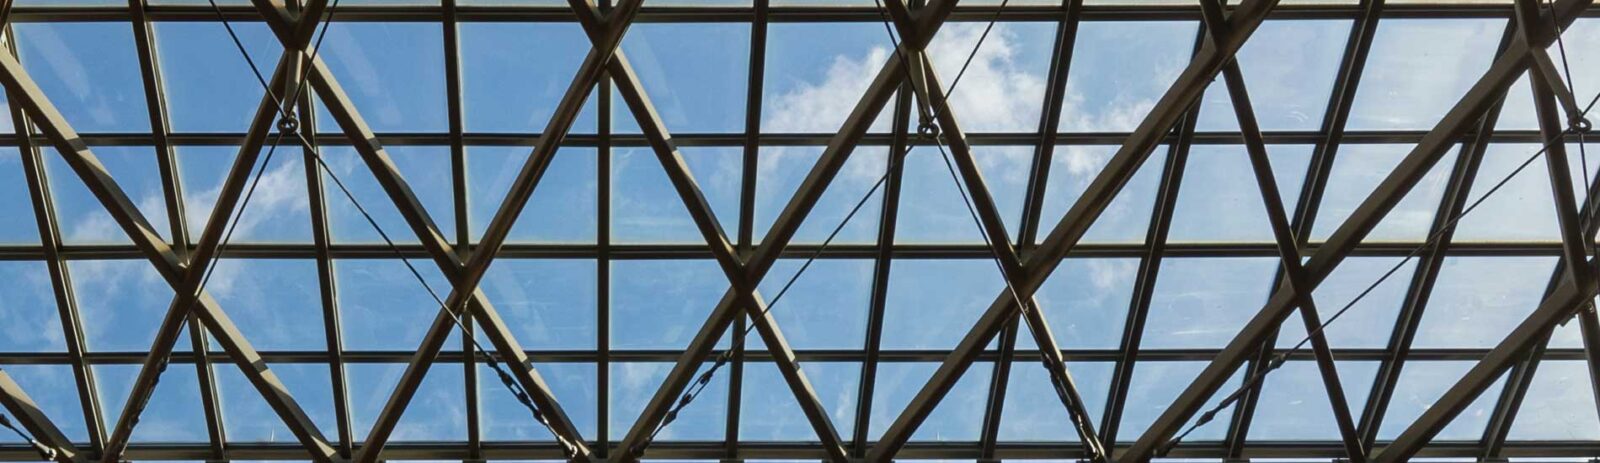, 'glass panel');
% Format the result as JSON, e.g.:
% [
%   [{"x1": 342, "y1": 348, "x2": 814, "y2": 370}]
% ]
[
  {"x1": 1141, "y1": 257, "x2": 1278, "y2": 350},
  {"x1": 1115, "y1": 361, "x2": 1243, "y2": 442},
  {"x1": 1507, "y1": 360, "x2": 1600, "y2": 440},
  {"x1": 739, "y1": 361, "x2": 859, "y2": 440},
  {"x1": 0, "y1": 261, "x2": 64, "y2": 353},
  {"x1": 346, "y1": 362, "x2": 465, "y2": 441},
  {"x1": 96, "y1": 364, "x2": 207, "y2": 443},
  {"x1": 477, "y1": 259, "x2": 597, "y2": 350},
  {"x1": 1247, "y1": 361, "x2": 1378, "y2": 441},
  {"x1": 611, "y1": 147, "x2": 740, "y2": 243},
  {"x1": 1, "y1": 365, "x2": 87, "y2": 442},
  {"x1": 14, "y1": 22, "x2": 149, "y2": 133},
  {"x1": 1166, "y1": 145, "x2": 1312, "y2": 243},
  {"x1": 154, "y1": 21, "x2": 284, "y2": 133},
  {"x1": 1310, "y1": 144, "x2": 1456, "y2": 242},
  {"x1": 313, "y1": 22, "x2": 447, "y2": 133},
  {"x1": 46, "y1": 146, "x2": 168, "y2": 245},
  {"x1": 69, "y1": 260, "x2": 185, "y2": 353},
  {"x1": 1194, "y1": 20, "x2": 1350, "y2": 132},
  {"x1": 869, "y1": 362, "x2": 992, "y2": 441},
  {"x1": 480, "y1": 363, "x2": 597, "y2": 440},
  {"x1": 998, "y1": 361, "x2": 1113, "y2": 441},
  {"x1": 882, "y1": 259, "x2": 1006, "y2": 350},
  {"x1": 895, "y1": 146, "x2": 1030, "y2": 244},
  {"x1": 335, "y1": 259, "x2": 455, "y2": 351},
  {"x1": 1037, "y1": 146, "x2": 1165, "y2": 244},
  {"x1": 178, "y1": 146, "x2": 312, "y2": 243},
  {"x1": 205, "y1": 259, "x2": 326, "y2": 351},
  {"x1": 1058, "y1": 21, "x2": 1198, "y2": 133},
  {"x1": 611, "y1": 362, "x2": 726, "y2": 441},
  {"x1": 1022, "y1": 257, "x2": 1138, "y2": 350},
  {"x1": 217, "y1": 363, "x2": 336, "y2": 443},
  {"x1": 321, "y1": 146, "x2": 455, "y2": 244},
  {"x1": 763, "y1": 23, "x2": 896, "y2": 133},
  {"x1": 757, "y1": 259, "x2": 874, "y2": 350},
  {"x1": 923, "y1": 22, "x2": 1055, "y2": 133},
  {"x1": 1500, "y1": 18, "x2": 1600, "y2": 130},
  {"x1": 1411, "y1": 256, "x2": 1558, "y2": 349},
  {"x1": 459, "y1": 22, "x2": 597, "y2": 134},
  {"x1": 0, "y1": 148, "x2": 40, "y2": 243},
  {"x1": 1345, "y1": 19, "x2": 1504, "y2": 131},
  {"x1": 1452, "y1": 143, "x2": 1598, "y2": 242},
  {"x1": 1276, "y1": 256, "x2": 1417, "y2": 349},
  {"x1": 1377, "y1": 360, "x2": 1507, "y2": 440},
  {"x1": 610, "y1": 260, "x2": 729, "y2": 350},
  {"x1": 467, "y1": 146, "x2": 597, "y2": 243},
  {"x1": 614, "y1": 23, "x2": 749, "y2": 134},
  {"x1": 755, "y1": 146, "x2": 889, "y2": 244}
]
